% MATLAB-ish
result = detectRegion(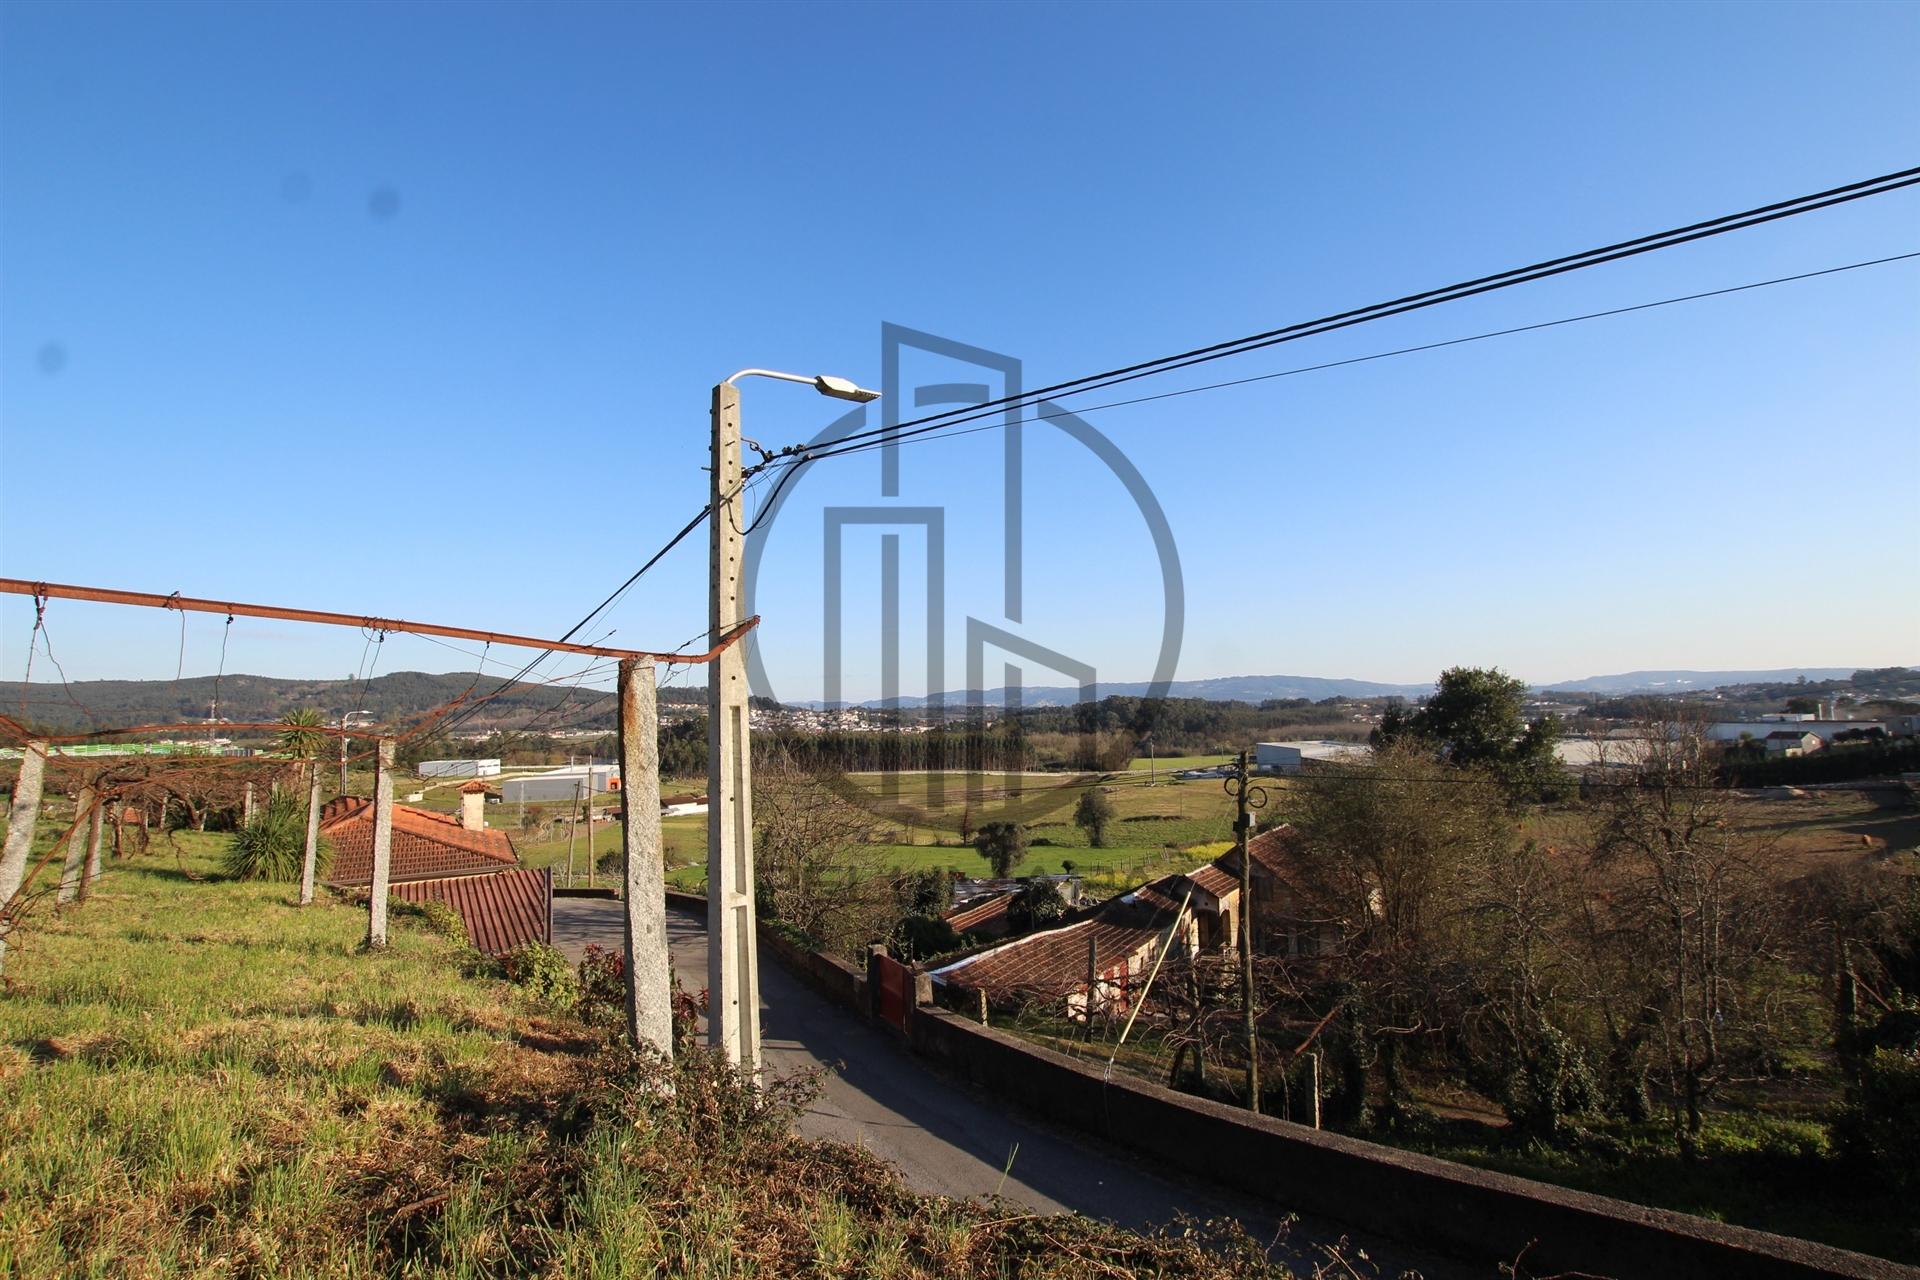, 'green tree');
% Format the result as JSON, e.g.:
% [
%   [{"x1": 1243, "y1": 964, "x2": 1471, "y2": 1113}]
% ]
[
  {"x1": 1007, "y1": 875, "x2": 1067, "y2": 933},
  {"x1": 973, "y1": 821, "x2": 1028, "y2": 878},
  {"x1": 1073, "y1": 788, "x2": 1116, "y2": 848},
  {"x1": 1411, "y1": 667, "x2": 1567, "y2": 802}
]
